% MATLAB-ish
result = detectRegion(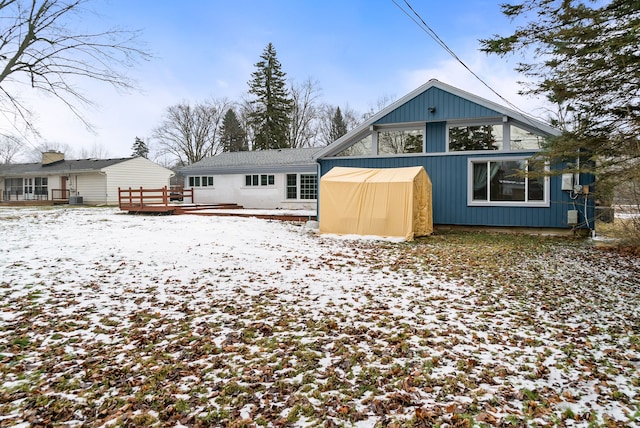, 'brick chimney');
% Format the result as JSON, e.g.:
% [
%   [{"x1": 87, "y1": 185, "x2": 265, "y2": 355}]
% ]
[{"x1": 42, "y1": 151, "x2": 64, "y2": 165}]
